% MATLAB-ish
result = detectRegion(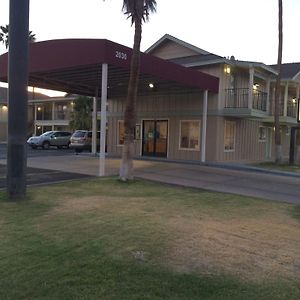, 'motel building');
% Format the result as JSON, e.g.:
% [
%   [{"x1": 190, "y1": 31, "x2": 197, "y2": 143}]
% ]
[{"x1": 1, "y1": 34, "x2": 300, "y2": 164}]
